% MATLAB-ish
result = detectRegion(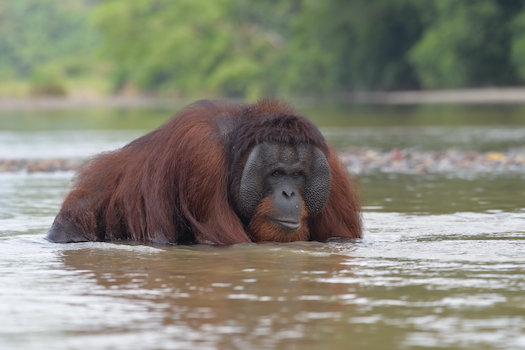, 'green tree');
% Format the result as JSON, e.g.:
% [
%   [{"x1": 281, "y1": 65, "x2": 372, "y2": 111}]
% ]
[
  {"x1": 0, "y1": 0, "x2": 99, "y2": 80},
  {"x1": 408, "y1": 0, "x2": 515, "y2": 89},
  {"x1": 510, "y1": 6, "x2": 525, "y2": 81},
  {"x1": 92, "y1": 0, "x2": 428, "y2": 96},
  {"x1": 21, "y1": 0, "x2": 519, "y2": 97},
  {"x1": 2, "y1": 0, "x2": 525, "y2": 97},
  {"x1": 93, "y1": 0, "x2": 301, "y2": 98},
  {"x1": 328, "y1": 0, "x2": 423, "y2": 90}
]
